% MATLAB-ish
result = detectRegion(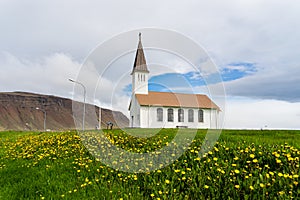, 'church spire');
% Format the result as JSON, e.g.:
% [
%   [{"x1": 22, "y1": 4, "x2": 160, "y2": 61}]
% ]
[{"x1": 131, "y1": 33, "x2": 149, "y2": 74}]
